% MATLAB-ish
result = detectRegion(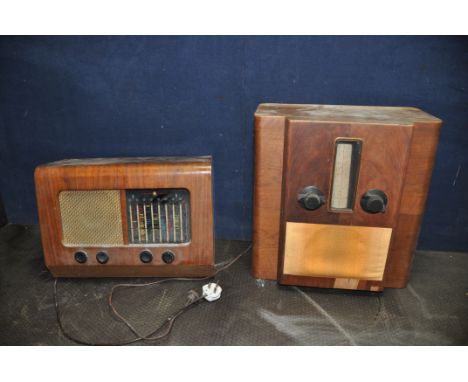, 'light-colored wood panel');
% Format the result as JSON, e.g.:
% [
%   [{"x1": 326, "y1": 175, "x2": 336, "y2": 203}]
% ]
[
  {"x1": 333, "y1": 278, "x2": 359, "y2": 289},
  {"x1": 283, "y1": 222, "x2": 392, "y2": 281}
]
